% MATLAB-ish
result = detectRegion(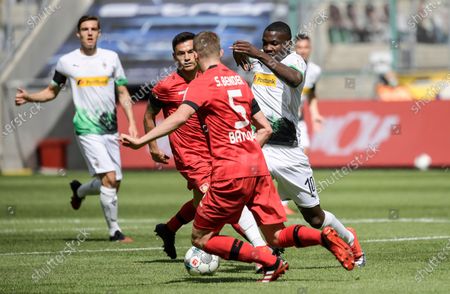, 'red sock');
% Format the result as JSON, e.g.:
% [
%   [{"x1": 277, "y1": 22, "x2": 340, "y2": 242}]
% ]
[
  {"x1": 278, "y1": 225, "x2": 323, "y2": 248},
  {"x1": 166, "y1": 199, "x2": 196, "y2": 233},
  {"x1": 230, "y1": 223, "x2": 250, "y2": 242},
  {"x1": 203, "y1": 235, "x2": 277, "y2": 267}
]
